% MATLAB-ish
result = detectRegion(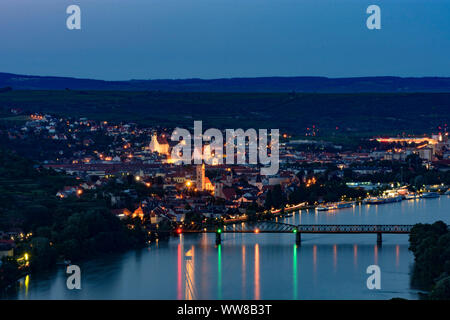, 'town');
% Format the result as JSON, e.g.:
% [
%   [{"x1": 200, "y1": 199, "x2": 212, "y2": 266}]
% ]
[{"x1": 2, "y1": 110, "x2": 450, "y2": 222}]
